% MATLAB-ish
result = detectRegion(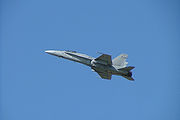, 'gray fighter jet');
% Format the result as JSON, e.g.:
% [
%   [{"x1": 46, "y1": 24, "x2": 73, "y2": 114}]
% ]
[{"x1": 45, "y1": 50, "x2": 135, "y2": 81}]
